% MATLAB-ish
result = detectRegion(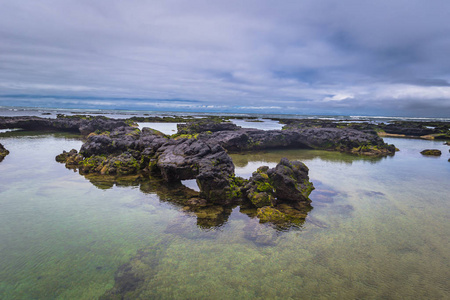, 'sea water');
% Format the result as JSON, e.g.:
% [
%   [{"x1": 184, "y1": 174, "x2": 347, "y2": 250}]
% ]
[{"x1": 0, "y1": 121, "x2": 449, "y2": 299}]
